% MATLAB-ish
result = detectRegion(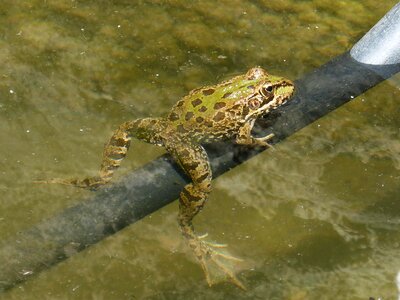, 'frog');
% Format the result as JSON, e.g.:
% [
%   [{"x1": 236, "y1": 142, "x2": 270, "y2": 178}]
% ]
[{"x1": 40, "y1": 67, "x2": 294, "y2": 289}]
